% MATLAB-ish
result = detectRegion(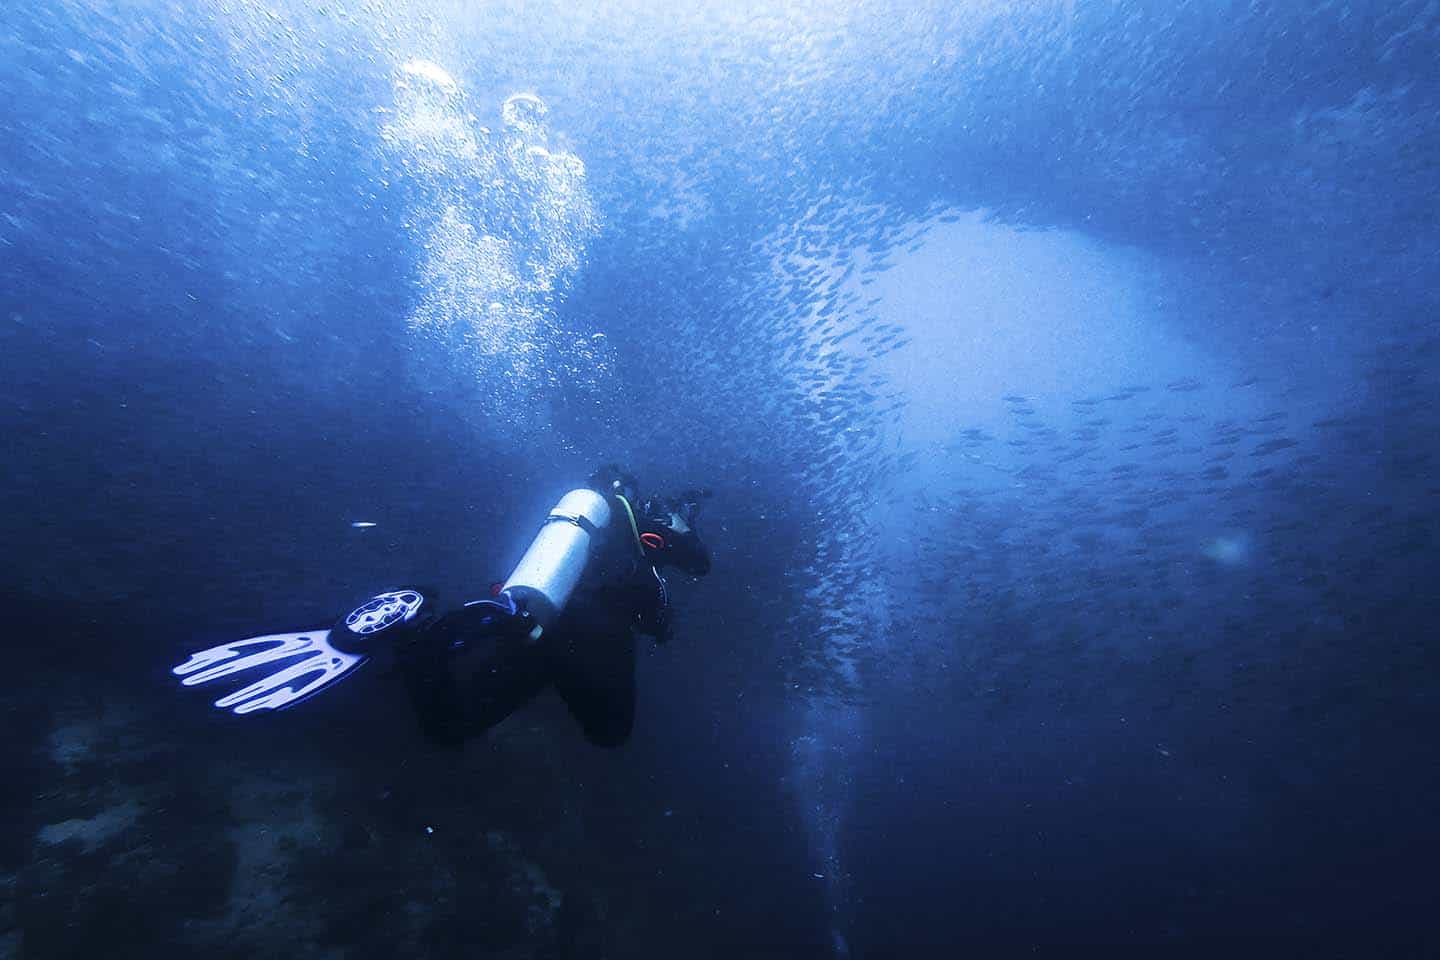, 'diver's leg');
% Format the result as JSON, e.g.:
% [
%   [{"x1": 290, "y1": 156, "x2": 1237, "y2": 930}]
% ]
[
  {"x1": 403, "y1": 640, "x2": 550, "y2": 747},
  {"x1": 464, "y1": 642, "x2": 551, "y2": 733},
  {"x1": 549, "y1": 628, "x2": 637, "y2": 748}
]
